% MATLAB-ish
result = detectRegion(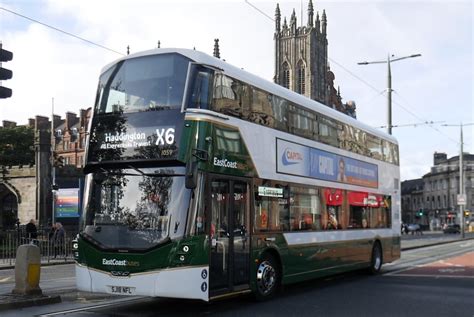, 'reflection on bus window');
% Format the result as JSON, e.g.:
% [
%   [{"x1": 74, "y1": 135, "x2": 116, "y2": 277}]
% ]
[
  {"x1": 208, "y1": 73, "x2": 399, "y2": 165},
  {"x1": 81, "y1": 167, "x2": 190, "y2": 251},
  {"x1": 212, "y1": 73, "x2": 241, "y2": 117},
  {"x1": 95, "y1": 54, "x2": 190, "y2": 114},
  {"x1": 254, "y1": 183, "x2": 391, "y2": 233}
]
